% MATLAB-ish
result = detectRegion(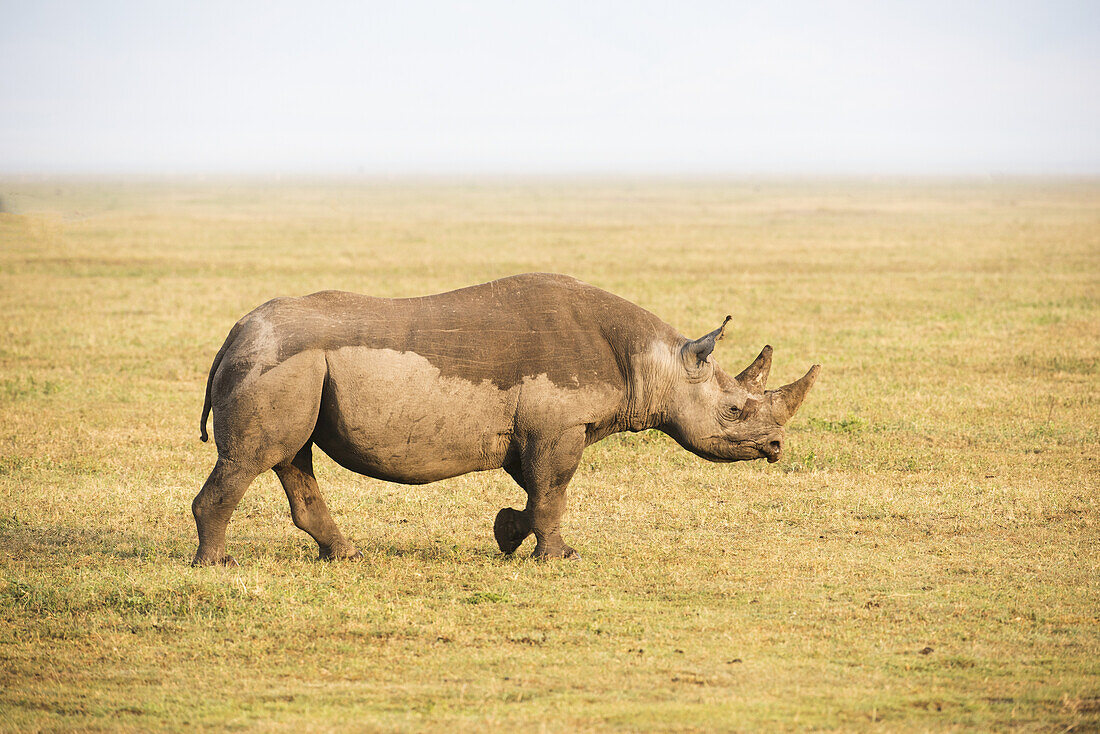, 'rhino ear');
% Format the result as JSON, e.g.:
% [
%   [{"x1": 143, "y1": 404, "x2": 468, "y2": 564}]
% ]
[
  {"x1": 736, "y1": 345, "x2": 773, "y2": 394},
  {"x1": 681, "y1": 315, "x2": 731, "y2": 369},
  {"x1": 769, "y1": 365, "x2": 821, "y2": 424}
]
